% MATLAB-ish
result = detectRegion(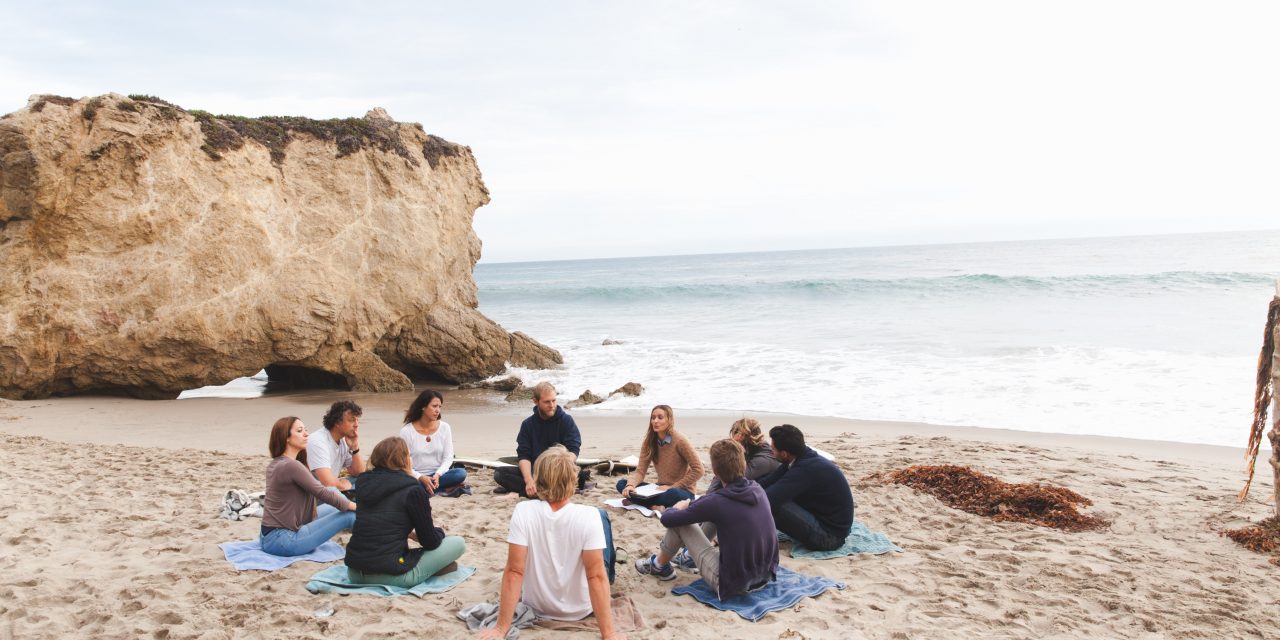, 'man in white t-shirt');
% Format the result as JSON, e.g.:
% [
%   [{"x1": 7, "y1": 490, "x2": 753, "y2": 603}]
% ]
[
  {"x1": 481, "y1": 446, "x2": 624, "y2": 640},
  {"x1": 307, "y1": 400, "x2": 366, "y2": 493}
]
